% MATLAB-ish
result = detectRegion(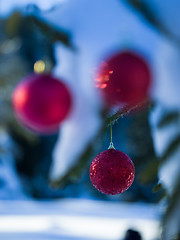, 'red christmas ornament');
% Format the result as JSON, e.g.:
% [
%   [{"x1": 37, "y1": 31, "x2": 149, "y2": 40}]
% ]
[
  {"x1": 95, "y1": 50, "x2": 151, "y2": 107},
  {"x1": 89, "y1": 149, "x2": 135, "y2": 195},
  {"x1": 12, "y1": 73, "x2": 72, "y2": 134}
]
